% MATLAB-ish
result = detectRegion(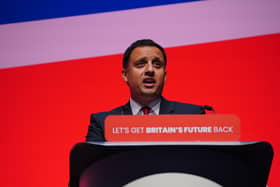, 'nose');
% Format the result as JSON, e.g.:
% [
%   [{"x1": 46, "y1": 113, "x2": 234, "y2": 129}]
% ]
[{"x1": 145, "y1": 62, "x2": 155, "y2": 76}]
